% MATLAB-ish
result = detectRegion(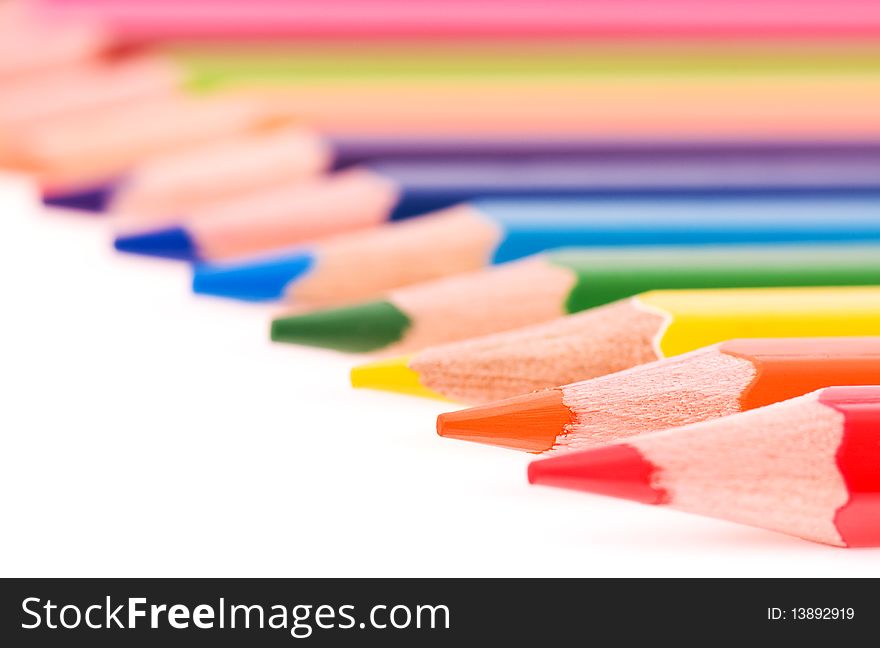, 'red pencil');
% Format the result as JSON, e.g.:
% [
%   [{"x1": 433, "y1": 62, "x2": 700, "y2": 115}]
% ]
[{"x1": 528, "y1": 386, "x2": 880, "y2": 547}]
